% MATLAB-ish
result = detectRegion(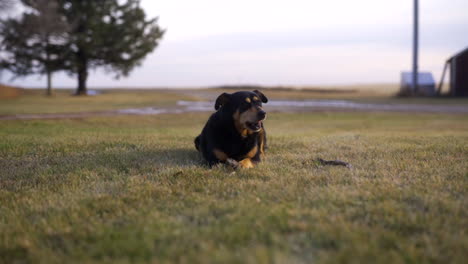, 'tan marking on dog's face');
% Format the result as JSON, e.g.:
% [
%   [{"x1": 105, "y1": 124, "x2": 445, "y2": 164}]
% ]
[
  {"x1": 239, "y1": 107, "x2": 261, "y2": 132},
  {"x1": 234, "y1": 93, "x2": 265, "y2": 136},
  {"x1": 238, "y1": 158, "x2": 255, "y2": 168},
  {"x1": 233, "y1": 110, "x2": 253, "y2": 137},
  {"x1": 213, "y1": 149, "x2": 228, "y2": 161}
]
